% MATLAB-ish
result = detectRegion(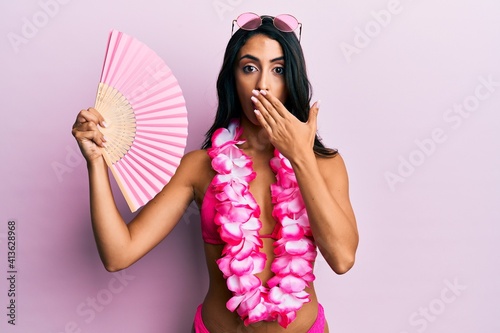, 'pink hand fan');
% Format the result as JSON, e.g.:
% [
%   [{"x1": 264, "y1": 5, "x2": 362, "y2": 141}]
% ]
[{"x1": 94, "y1": 30, "x2": 188, "y2": 212}]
